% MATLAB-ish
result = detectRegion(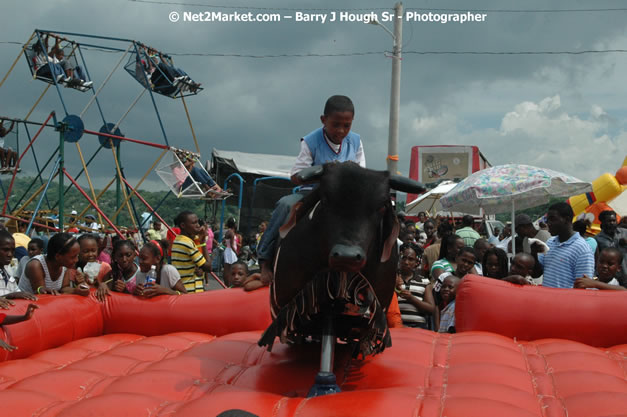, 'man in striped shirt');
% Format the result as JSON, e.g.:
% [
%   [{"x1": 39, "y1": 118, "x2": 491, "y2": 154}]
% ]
[
  {"x1": 539, "y1": 202, "x2": 594, "y2": 288},
  {"x1": 171, "y1": 211, "x2": 212, "y2": 293}
]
